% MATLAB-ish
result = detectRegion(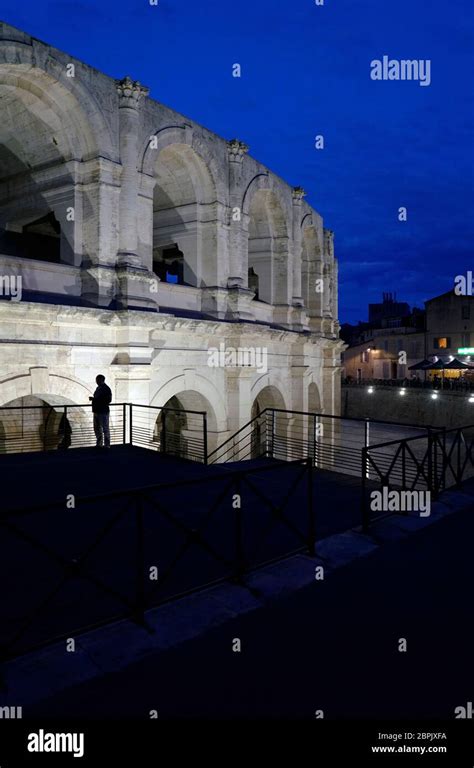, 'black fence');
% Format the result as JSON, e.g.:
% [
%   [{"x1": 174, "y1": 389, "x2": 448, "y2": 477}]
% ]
[
  {"x1": 361, "y1": 425, "x2": 474, "y2": 529},
  {"x1": 208, "y1": 408, "x2": 430, "y2": 479},
  {"x1": 0, "y1": 403, "x2": 208, "y2": 463},
  {"x1": 0, "y1": 458, "x2": 313, "y2": 662}
]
